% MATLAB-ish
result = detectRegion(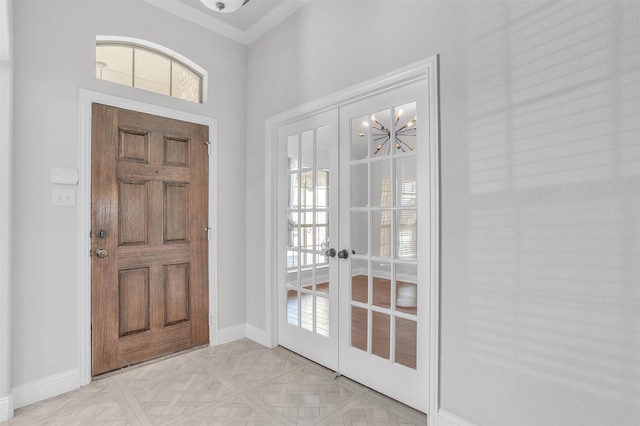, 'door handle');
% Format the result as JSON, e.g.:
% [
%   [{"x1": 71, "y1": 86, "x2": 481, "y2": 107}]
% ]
[
  {"x1": 337, "y1": 249, "x2": 349, "y2": 259},
  {"x1": 325, "y1": 248, "x2": 336, "y2": 258},
  {"x1": 96, "y1": 248, "x2": 109, "y2": 258}
]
